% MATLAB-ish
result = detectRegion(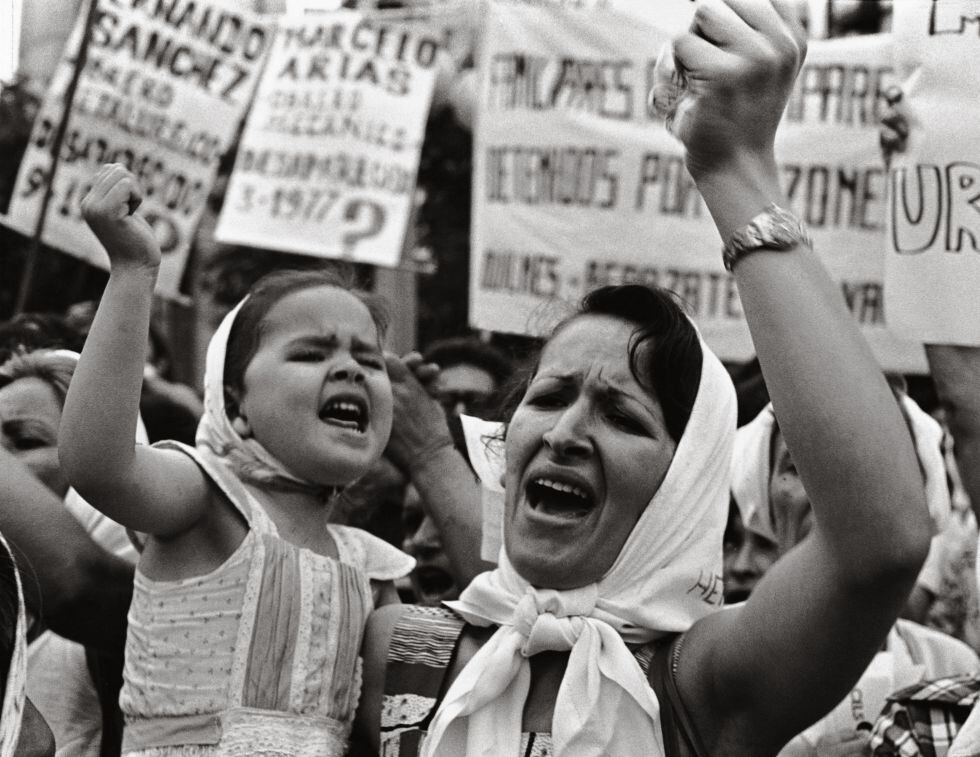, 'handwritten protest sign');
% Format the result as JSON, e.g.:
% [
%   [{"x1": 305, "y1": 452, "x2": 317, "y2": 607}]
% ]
[
  {"x1": 469, "y1": 4, "x2": 927, "y2": 372},
  {"x1": 1, "y1": 0, "x2": 270, "y2": 297},
  {"x1": 885, "y1": 0, "x2": 980, "y2": 346},
  {"x1": 214, "y1": 10, "x2": 438, "y2": 267},
  {"x1": 775, "y1": 33, "x2": 926, "y2": 371}
]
